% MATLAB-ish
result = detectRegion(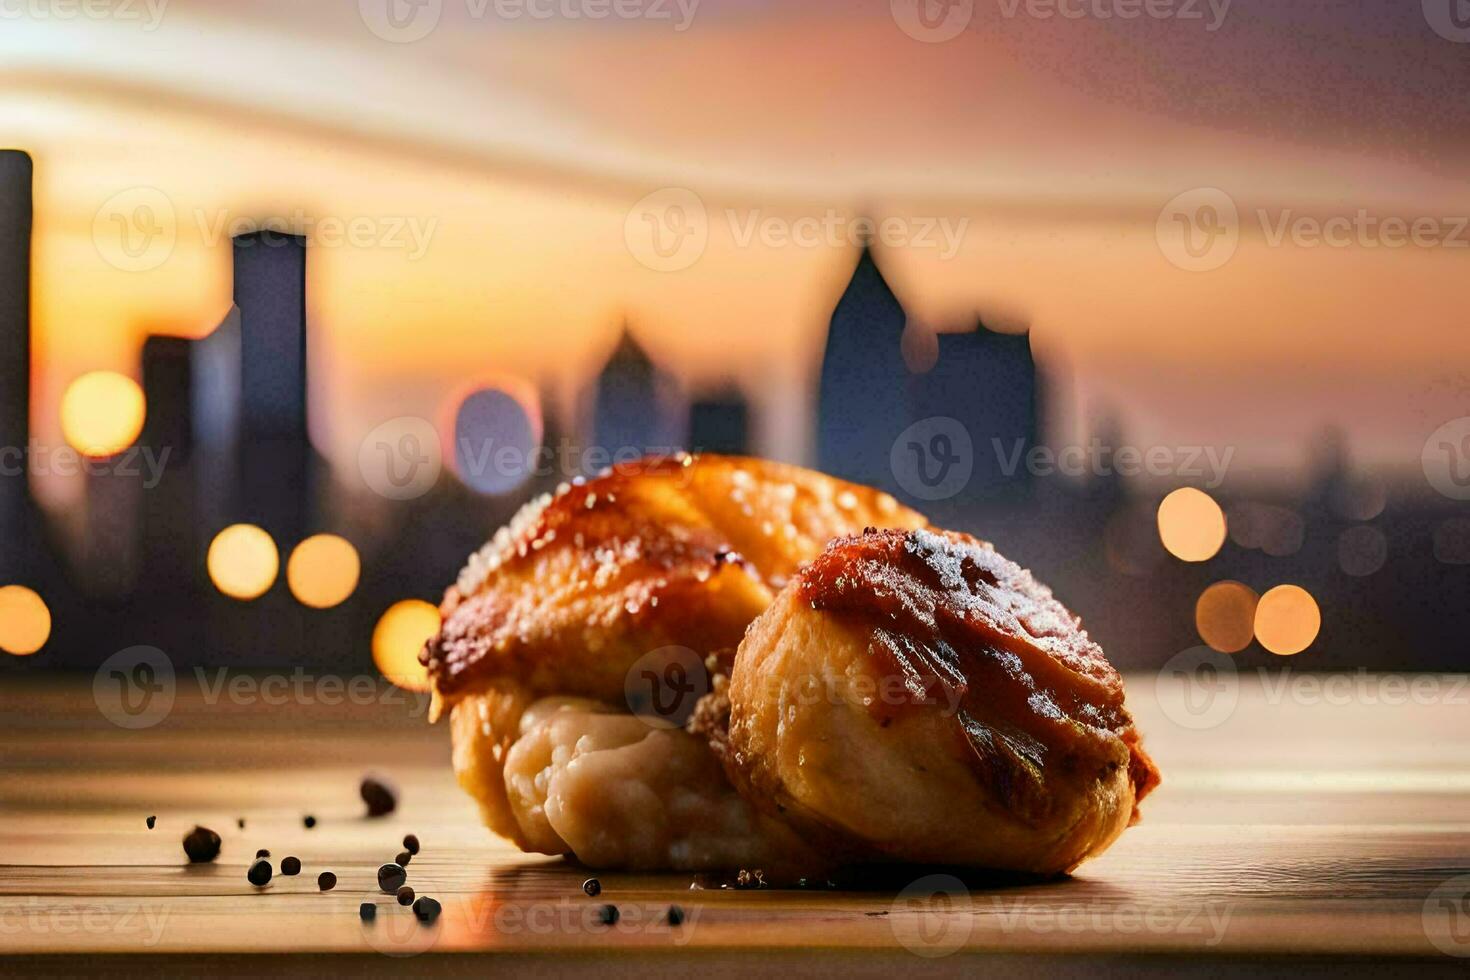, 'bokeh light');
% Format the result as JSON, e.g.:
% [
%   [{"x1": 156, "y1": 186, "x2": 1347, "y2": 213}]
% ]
[
  {"x1": 0, "y1": 585, "x2": 51, "y2": 655},
  {"x1": 1254, "y1": 585, "x2": 1321, "y2": 656},
  {"x1": 59, "y1": 370, "x2": 146, "y2": 457},
  {"x1": 1195, "y1": 581, "x2": 1258, "y2": 653},
  {"x1": 286, "y1": 534, "x2": 361, "y2": 609},
  {"x1": 446, "y1": 379, "x2": 543, "y2": 496},
  {"x1": 1337, "y1": 525, "x2": 1387, "y2": 577},
  {"x1": 372, "y1": 600, "x2": 439, "y2": 692},
  {"x1": 1157, "y1": 488, "x2": 1227, "y2": 562},
  {"x1": 207, "y1": 524, "x2": 280, "y2": 600}
]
